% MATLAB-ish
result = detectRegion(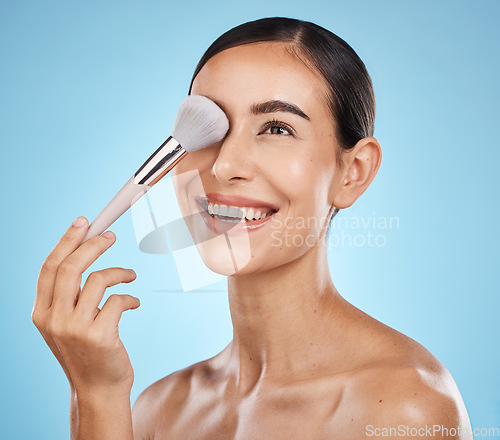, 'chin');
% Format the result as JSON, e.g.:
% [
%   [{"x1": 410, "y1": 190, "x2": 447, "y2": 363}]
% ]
[{"x1": 195, "y1": 232, "x2": 253, "y2": 276}]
